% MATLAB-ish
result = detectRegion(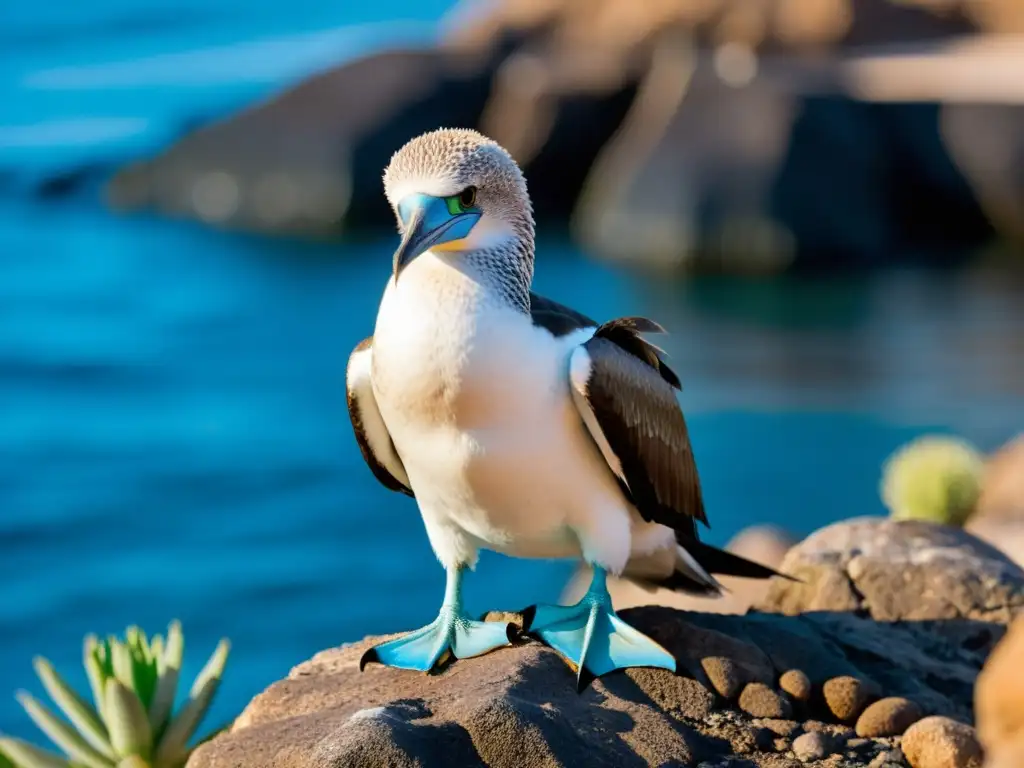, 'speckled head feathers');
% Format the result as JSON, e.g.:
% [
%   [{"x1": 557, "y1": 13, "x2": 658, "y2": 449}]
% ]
[
  {"x1": 382, "y1": 128, "x2": 536, "y2": 308},
  {"x1": 384, "y1": 129, "x2": 523, "y2": 201}
]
